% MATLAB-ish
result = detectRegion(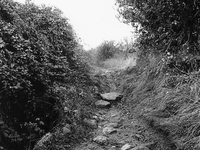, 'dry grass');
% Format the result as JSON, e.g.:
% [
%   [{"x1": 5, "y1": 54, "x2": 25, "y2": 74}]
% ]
[{"x1": 122, "y1": 54, "x2": 200, "y2": 150}]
